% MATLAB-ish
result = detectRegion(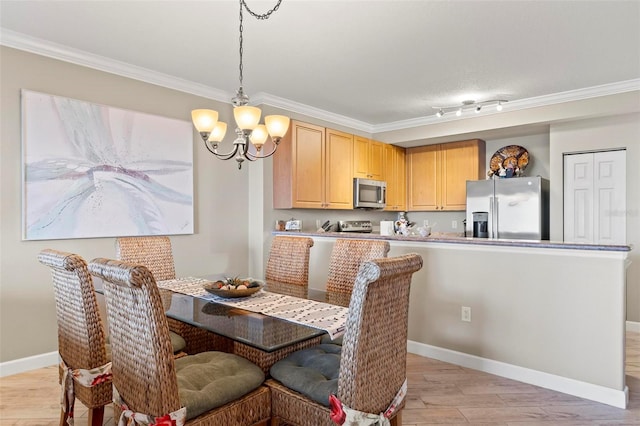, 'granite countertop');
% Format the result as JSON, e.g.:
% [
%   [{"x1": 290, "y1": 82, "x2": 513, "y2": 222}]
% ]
[{"x1": 272, "y1": 231, "x2": 632, "y2": 252}]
